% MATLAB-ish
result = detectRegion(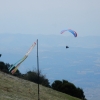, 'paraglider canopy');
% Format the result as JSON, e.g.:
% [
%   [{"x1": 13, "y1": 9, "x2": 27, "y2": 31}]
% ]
[{"x1": 61, "y1": 29, "x2": 77, "y2": 37}]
